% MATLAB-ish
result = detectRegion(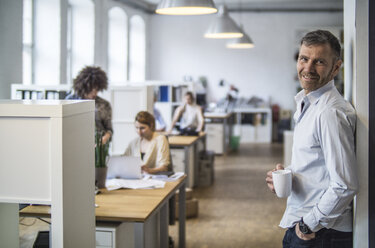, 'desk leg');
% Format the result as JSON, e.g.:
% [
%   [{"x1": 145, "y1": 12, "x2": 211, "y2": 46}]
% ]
[
  {"x1": 169, "y1": 195, "x2": 176, "y2": 225},
  {"x1": 223, "y1": 119, "x2": 227, "y2": 154},
  {"x1": 135, "y1": 223, "x2": 145, "y2": 248},
  {"x1": 135, "y1": 212, "x2": 160, "y2": 248},
  {"x1": 193, "y1": 143, "x2": 199, "y2": 188},
  {"x1": 184, "y1": 147, "x2": 190, "y2": 188},
  {"x1": 160, "y1": 202, "x2": 168, "y2": 248},
  {"x1": 0, "y1": 203, "x2": 19, "y2": 248},
  {"x1": 179, "y1": 182, "x2": 186, "y2": 248}
]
